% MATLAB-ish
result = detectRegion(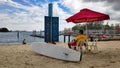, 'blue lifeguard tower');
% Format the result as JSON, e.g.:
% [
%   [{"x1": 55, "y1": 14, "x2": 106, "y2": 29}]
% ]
[{"x1": 44, "y1": 3, "x2": 59, "y2": 42}]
